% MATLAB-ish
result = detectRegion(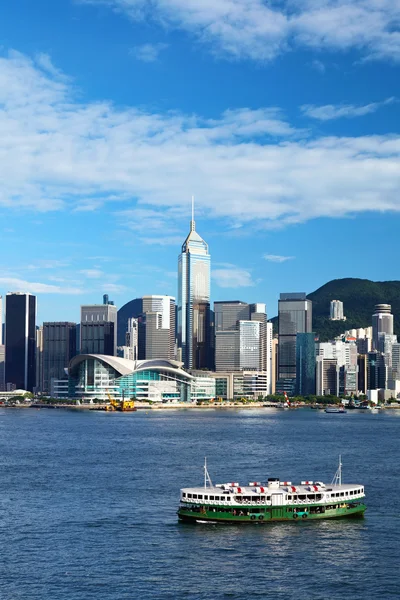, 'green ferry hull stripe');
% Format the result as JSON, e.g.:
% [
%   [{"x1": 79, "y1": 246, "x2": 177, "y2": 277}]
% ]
[{"x1": 178, "y1": 502, "x2": 366, "y2": 523}]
